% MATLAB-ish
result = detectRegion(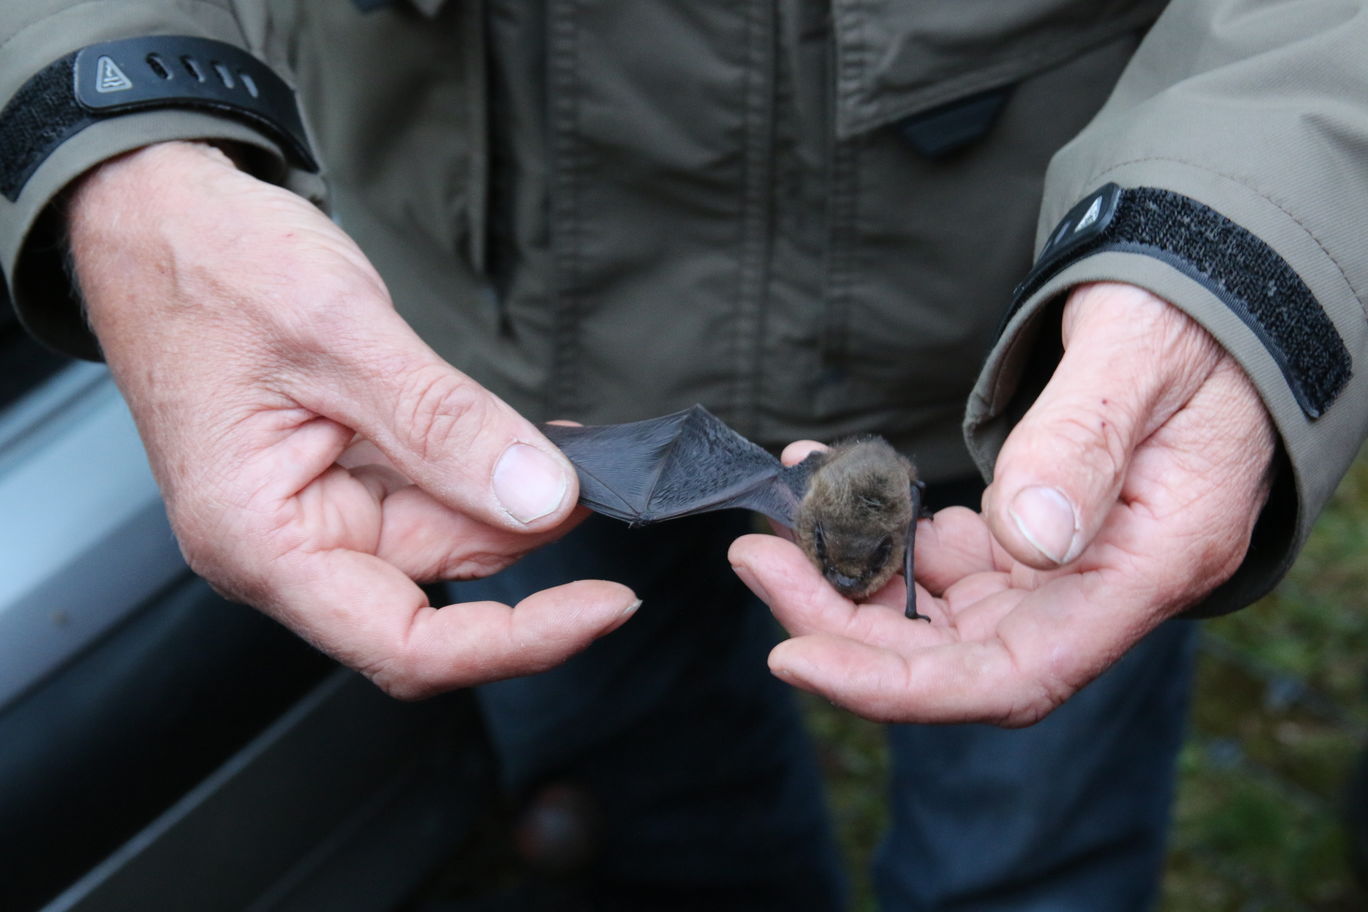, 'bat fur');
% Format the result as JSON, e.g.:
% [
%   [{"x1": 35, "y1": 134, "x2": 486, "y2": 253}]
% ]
[{"x1": 793, "y1": 438, "x2": 918, "y2": 606}]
